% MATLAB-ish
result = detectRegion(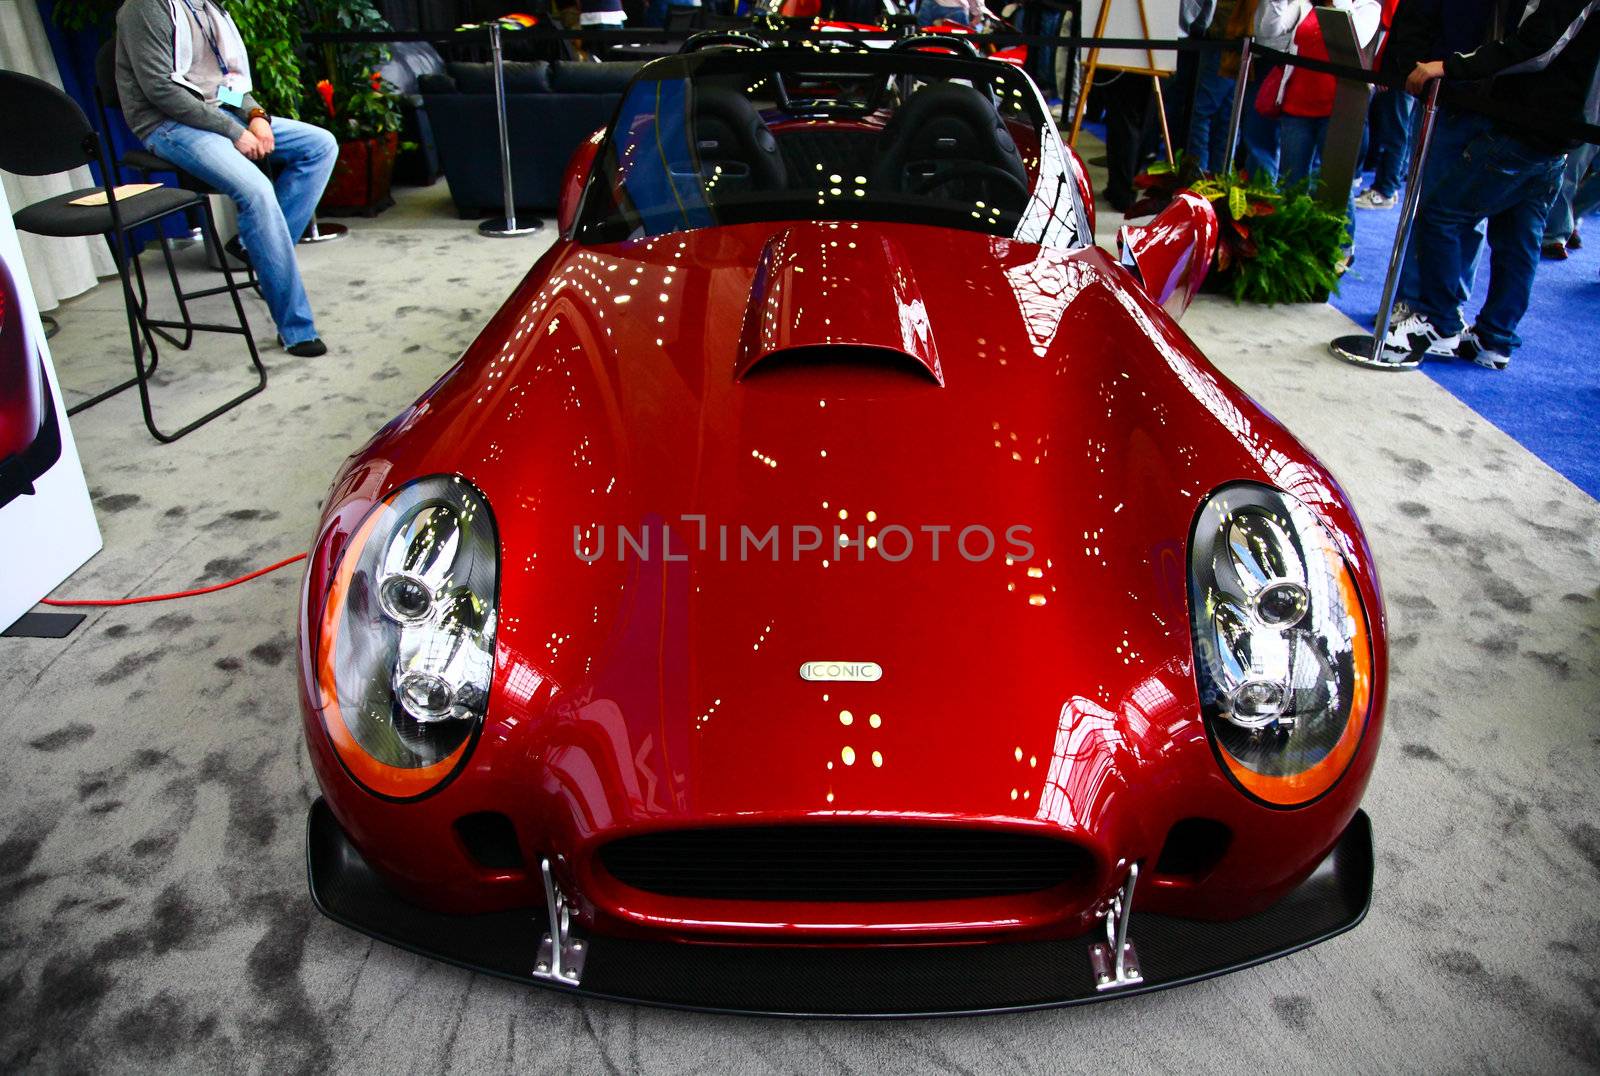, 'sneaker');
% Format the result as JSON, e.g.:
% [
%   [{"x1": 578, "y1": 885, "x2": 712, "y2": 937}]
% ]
[
  {"x1": 1355, "y1": 189, "x2": 1398, "y2": 209},
  {"x1": 1568, "y1": 227, "x2": 1583, "y2": 250},
  {"x1": 1379, "y1": 312, "x2": 1460, "y2": 366},
  {"x1": 1542, "y1": 239, "x2": 1569, "y2": 260},
  {"x1": 1459, "y1": 328, "x2": 1509, "y2": 370},
  {"x1": 1387, "y1": 300, "x2": 1413, "y2": 326}
]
